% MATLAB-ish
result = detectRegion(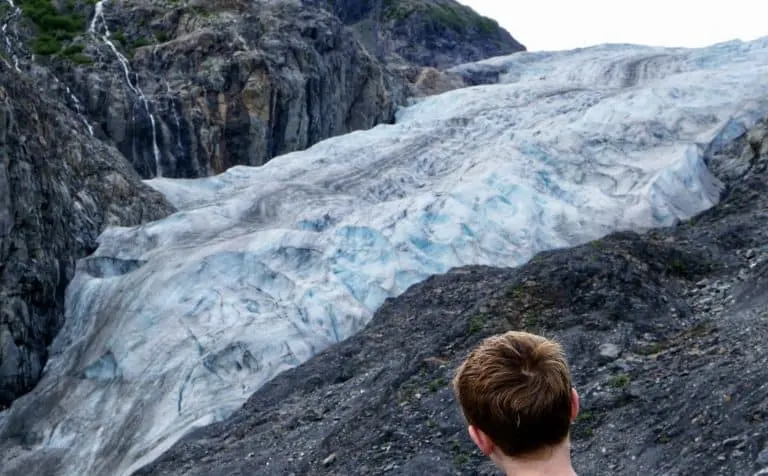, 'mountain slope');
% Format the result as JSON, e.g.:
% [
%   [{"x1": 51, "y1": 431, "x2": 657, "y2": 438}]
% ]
[
  {"x1": 135, "y1": 117, "x2": 768, "y2": 476},
  {"x1": 1, "y1": 0, "x2": 521, "y2": 180},
  {"x1": 0, "y1": 61, "x2": 174, "y2": 408},
  {"x1": 3, "y1": 0, "x2": 406, "y2": 178},
  {"x1": 0, "y1": 0, "x2": 525, "y2": 420},
  {"x1": 303, "y1": 0, "x2": 526, "y2": 68},
  {"x1": 1, "y1": 38, "x2": 767, "y2": 476}
]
